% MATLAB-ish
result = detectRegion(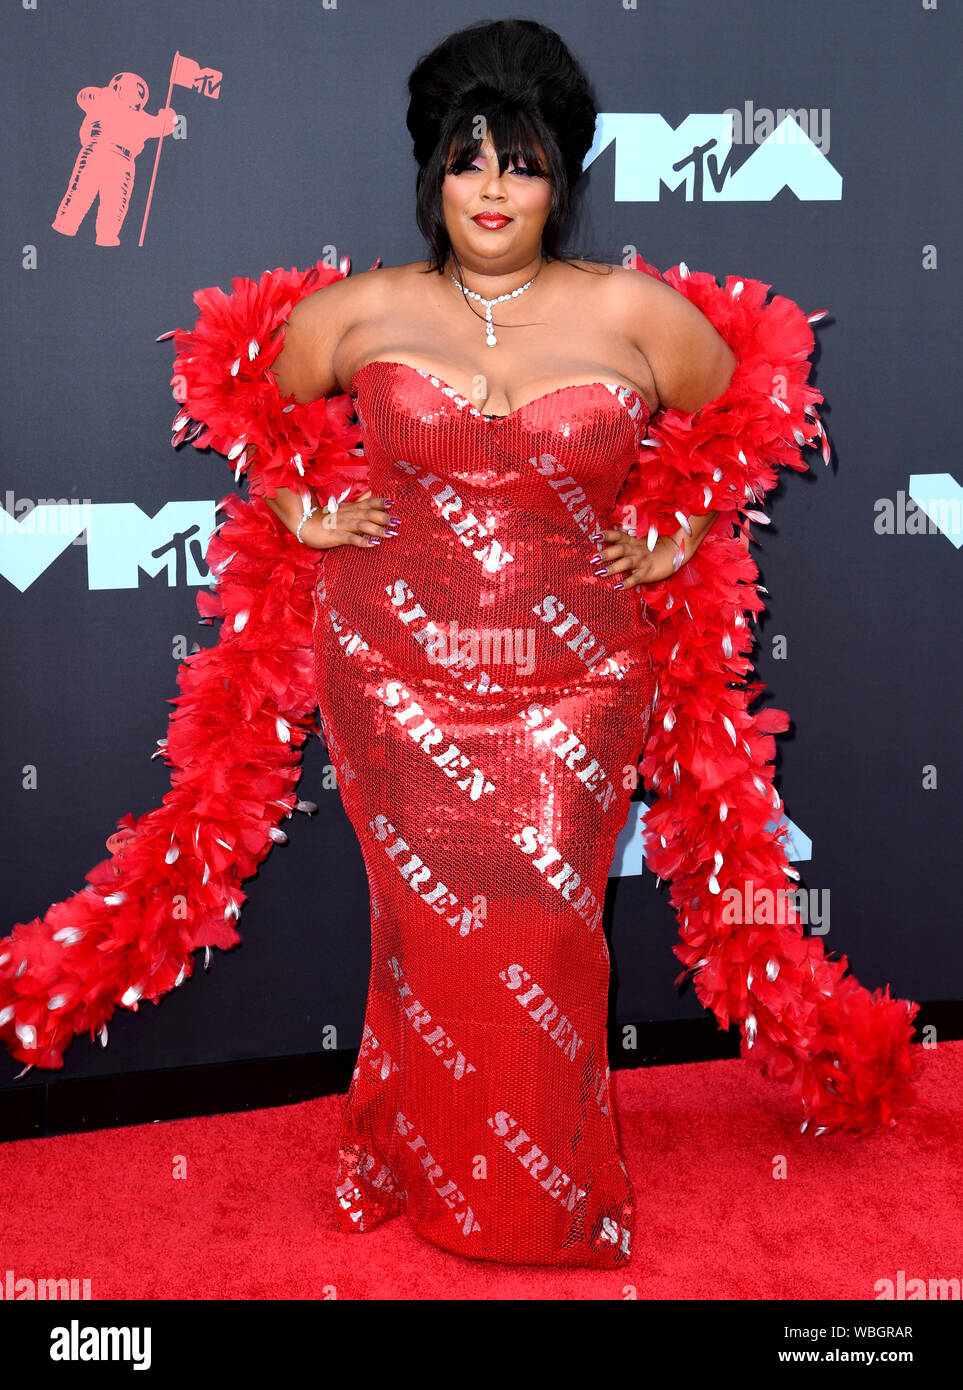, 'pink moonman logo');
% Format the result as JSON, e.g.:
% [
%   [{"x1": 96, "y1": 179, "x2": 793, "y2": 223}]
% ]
[{"x1": 51, "y1": 51, "x2": 221, "y2": 248}]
